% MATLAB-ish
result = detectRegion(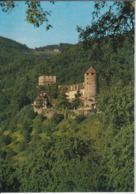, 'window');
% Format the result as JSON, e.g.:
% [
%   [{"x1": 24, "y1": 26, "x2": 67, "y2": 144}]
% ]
[
  {"x1": 86, "y1": 73, "x2": 89, "y2": 75},
  {"x1": 91, "y1": 73, "x2": 94, "y2": 75}
]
